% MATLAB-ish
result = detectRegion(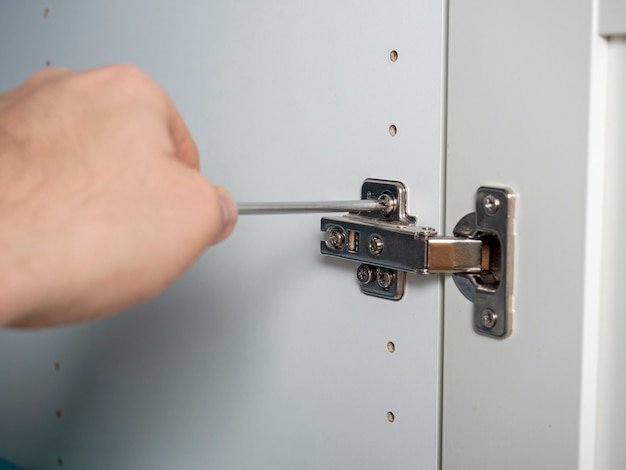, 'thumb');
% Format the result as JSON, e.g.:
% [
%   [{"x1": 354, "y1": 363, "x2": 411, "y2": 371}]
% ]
[{"x1": 213, "y1": 186, "x2": 238, "y2": 244}]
